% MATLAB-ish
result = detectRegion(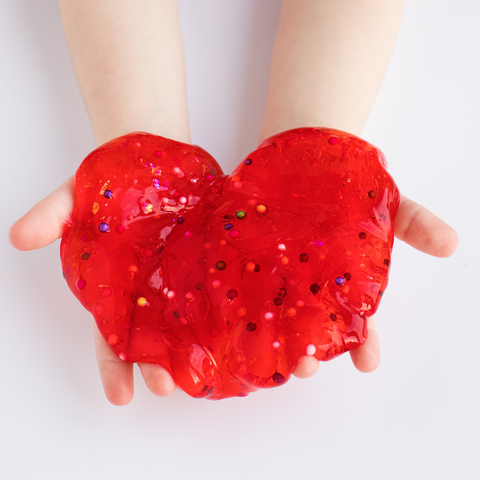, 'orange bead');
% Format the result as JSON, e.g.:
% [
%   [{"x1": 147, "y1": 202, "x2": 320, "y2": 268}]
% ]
[{"x1": 137, "y1": 297, "x2": 147, "y2": 307}]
